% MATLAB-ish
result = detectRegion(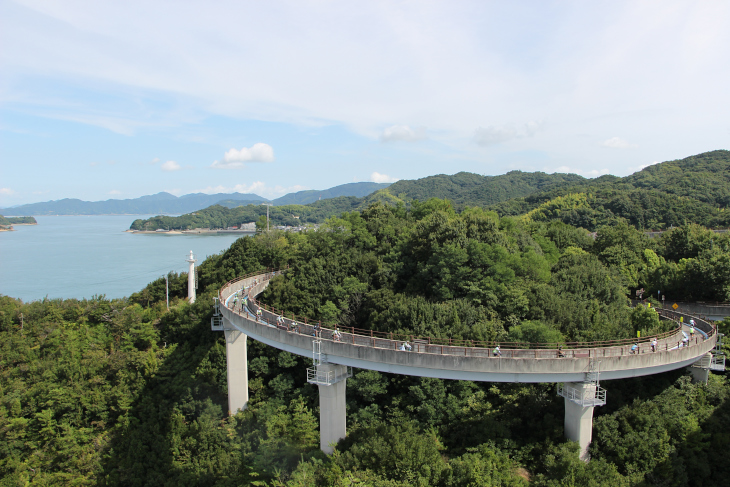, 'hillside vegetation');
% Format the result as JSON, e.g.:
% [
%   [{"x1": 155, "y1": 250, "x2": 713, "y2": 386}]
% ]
[
  {"x1": 383, "y1": 170, "x2": 586, "y2": 209},
  {"x1": 491, "y1": 150, "x2": 730, "y2": 230},
  {"x1": 0, "y1": 215, "x2": 36, "y2": 227},
  {"x1": 131, "y1": 150, "x2": 730, "y2": 232},
  {"x1": 4, "y1": 183, "x2": 730, "y2": 485}
]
